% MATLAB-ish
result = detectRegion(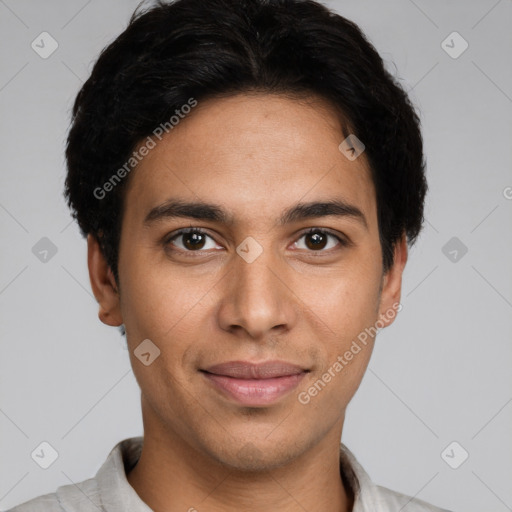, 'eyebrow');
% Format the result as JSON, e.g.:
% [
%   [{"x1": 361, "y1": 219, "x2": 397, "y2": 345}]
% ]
[{"x1": 143, "y1": 198, "x2": 368, "y2": 230}]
